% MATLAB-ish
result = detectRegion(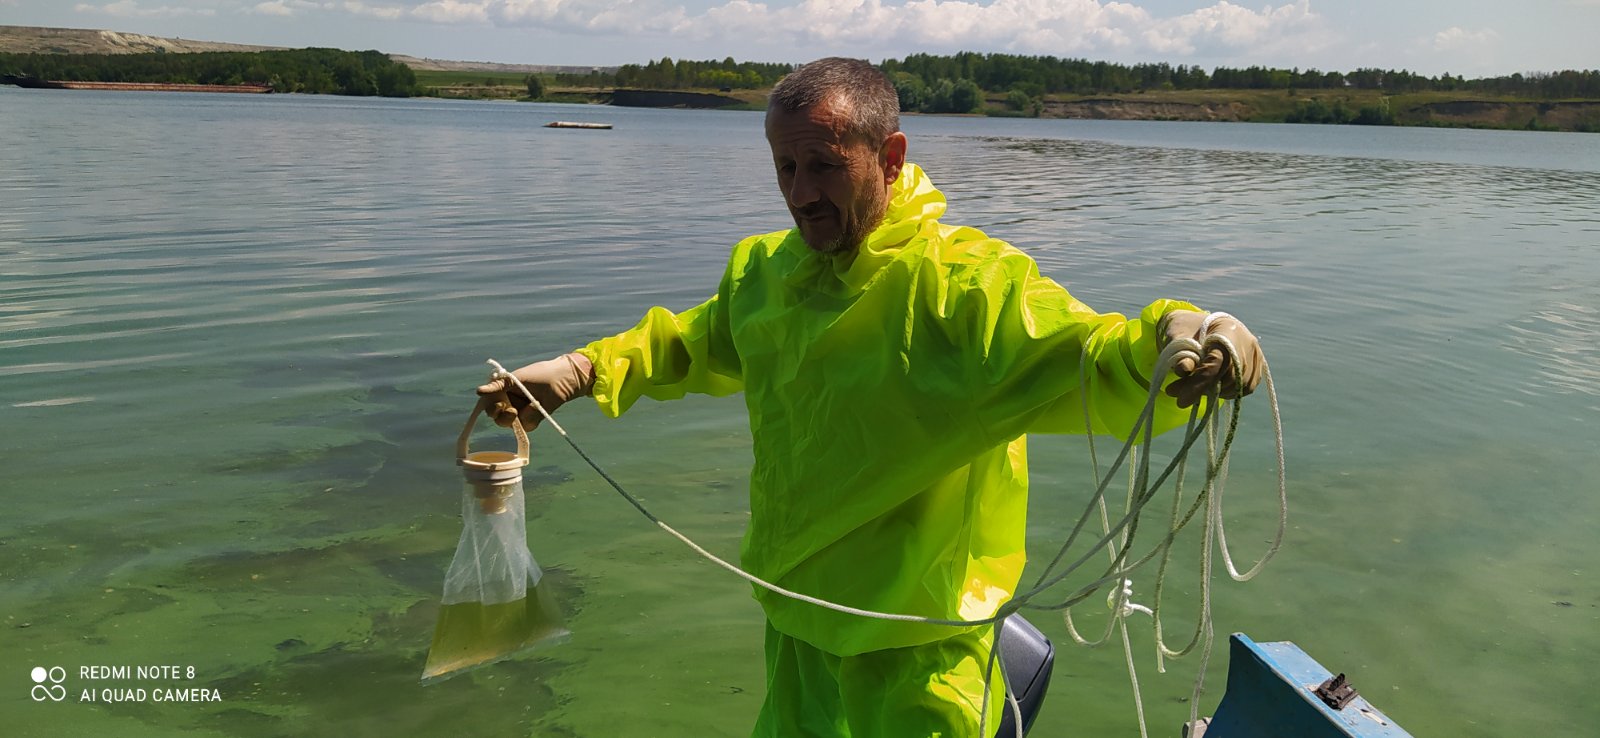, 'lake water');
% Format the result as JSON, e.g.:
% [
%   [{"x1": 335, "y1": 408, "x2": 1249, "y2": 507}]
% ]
[{"x1": 3, "y1": 88, "x2": 1598, "y2": 737}]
